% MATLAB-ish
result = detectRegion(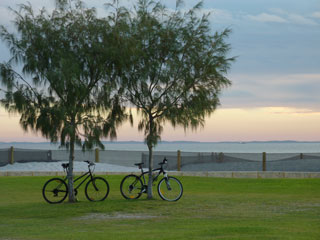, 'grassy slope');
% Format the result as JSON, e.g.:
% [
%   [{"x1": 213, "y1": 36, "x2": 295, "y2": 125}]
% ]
[{"x1": 0, "y1": 176, "x2": 319, "y2": 240}]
